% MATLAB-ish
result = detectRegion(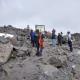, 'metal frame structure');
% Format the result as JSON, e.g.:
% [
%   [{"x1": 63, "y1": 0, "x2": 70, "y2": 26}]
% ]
[{"x1": 35, "y1": 25, "x2": 45, "y2": 32}]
